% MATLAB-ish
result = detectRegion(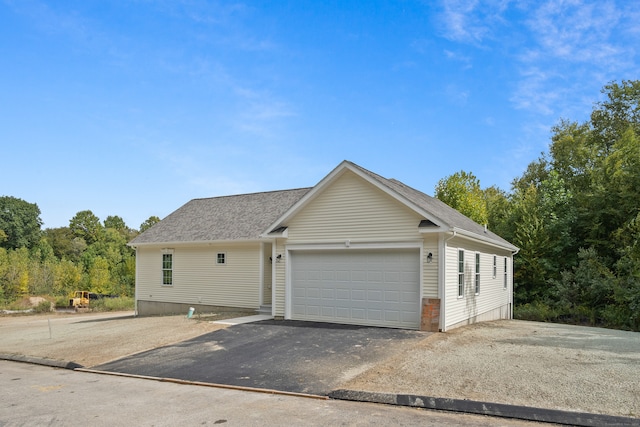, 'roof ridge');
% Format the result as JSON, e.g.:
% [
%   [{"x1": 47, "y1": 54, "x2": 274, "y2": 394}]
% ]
[{"x1": 191, "y1": 187, "x2": 313, "y2": 201}]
